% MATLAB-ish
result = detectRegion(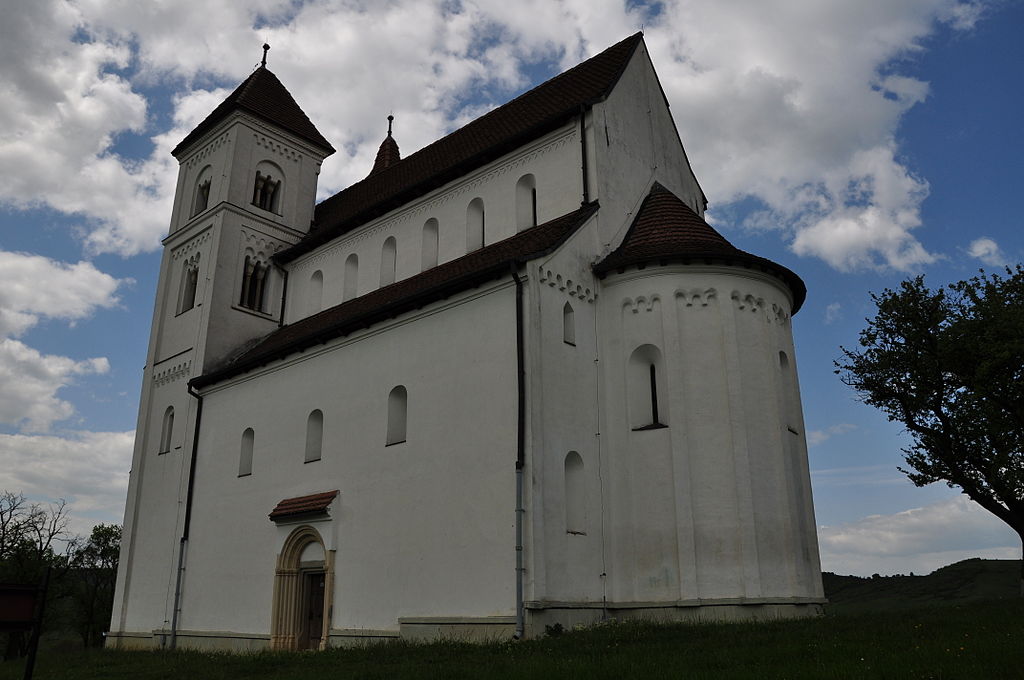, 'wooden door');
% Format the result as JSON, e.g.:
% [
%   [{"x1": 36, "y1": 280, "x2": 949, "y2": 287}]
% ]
[{"x1": 304, "y1": 572, "x2": 326, "y2": 650}]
